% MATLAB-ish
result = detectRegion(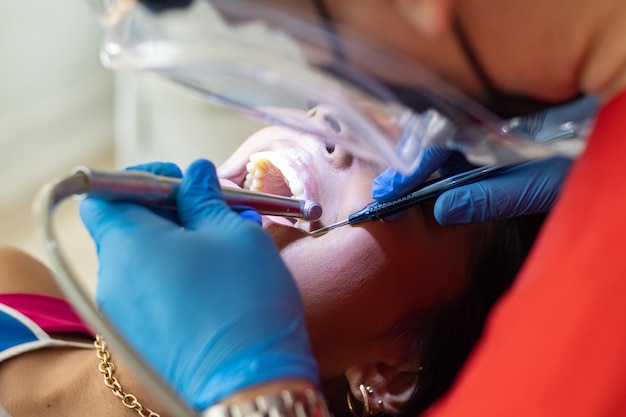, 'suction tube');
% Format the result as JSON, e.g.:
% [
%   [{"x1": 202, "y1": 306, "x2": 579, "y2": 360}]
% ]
[{"x1": 34, "y1": 170, "x2": 197, "y2": 417}]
